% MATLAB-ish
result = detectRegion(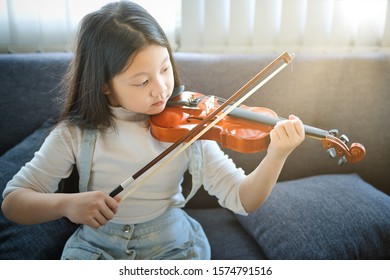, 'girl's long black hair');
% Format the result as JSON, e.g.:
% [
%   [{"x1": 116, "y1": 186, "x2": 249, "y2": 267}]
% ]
[{"x1": 59, "y1": 1, "x2": 180, "y2": 132}]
